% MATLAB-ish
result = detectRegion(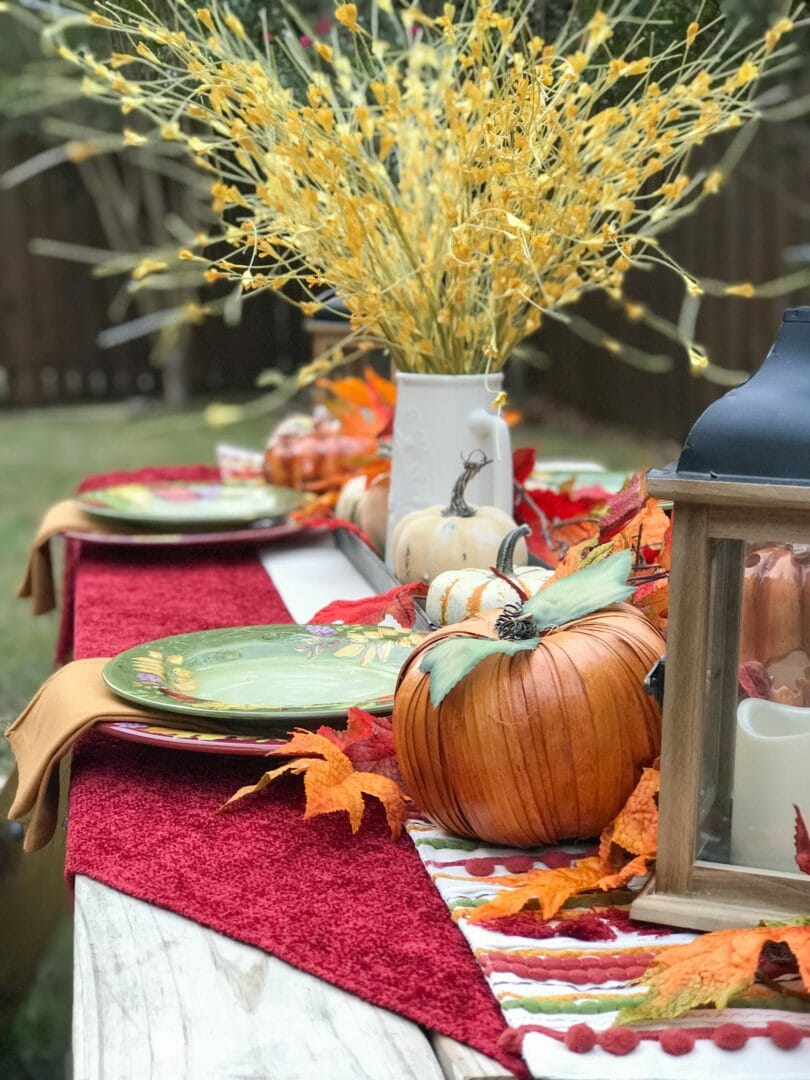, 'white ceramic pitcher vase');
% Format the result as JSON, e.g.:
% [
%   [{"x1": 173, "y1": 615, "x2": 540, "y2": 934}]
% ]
[{"x1": 384, "y1": 372, "x2": 513, "y2": 566}]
